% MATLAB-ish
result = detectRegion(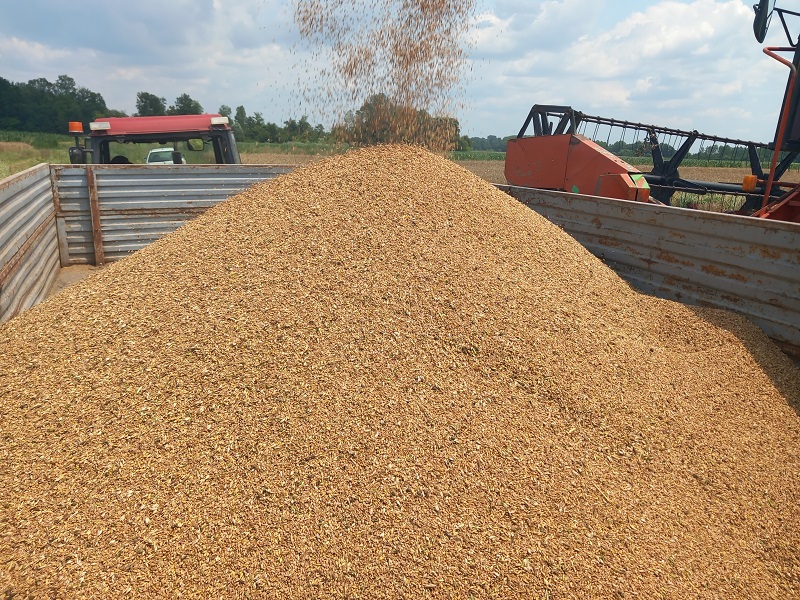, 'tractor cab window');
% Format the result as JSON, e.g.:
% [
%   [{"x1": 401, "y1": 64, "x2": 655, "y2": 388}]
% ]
[{"x1": 97, "y1": 139, "x2": 218, "y2": 164}]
